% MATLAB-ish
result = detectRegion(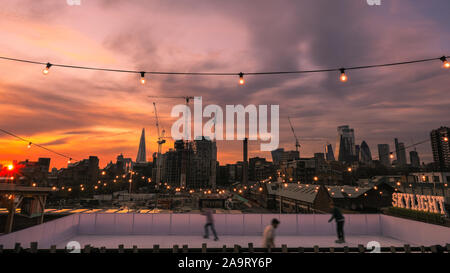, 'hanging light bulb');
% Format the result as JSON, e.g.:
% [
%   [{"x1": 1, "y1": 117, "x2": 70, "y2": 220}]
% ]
[
  {"x1": 239, "y1": 72, "x2": 245, "y2": 85},
  {"x1": 444, "y1": 136, "x2": 449, "y2": 142},
  {"x1": 140, "y1": 72, "x2": 146, "y2": 84},
  {"x1": 68, "y1": 158, "x2": 72, "y2": 164},
  {"x1": 27, "y1": 142, "x2": 32, "y2": 149},
  {"x1": 42, "y1": 63, "x2": 52, "y2": 75},
  {"x1": 339, "y1": 68, "x2": 348, "y2": 82},
  {"x1": 440, "y1": 56, "x2": 450, "y2": 69}
]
